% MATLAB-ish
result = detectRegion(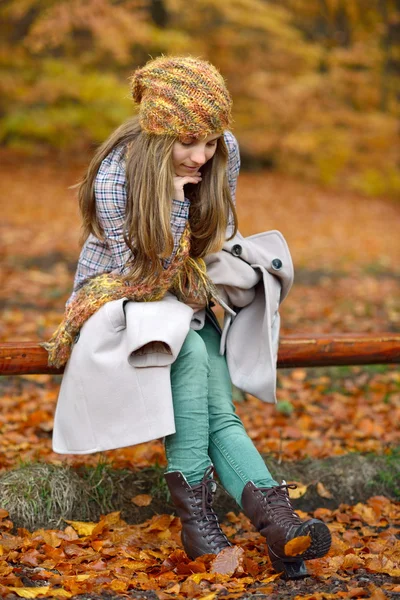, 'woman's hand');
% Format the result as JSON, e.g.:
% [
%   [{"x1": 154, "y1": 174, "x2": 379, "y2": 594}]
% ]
[
  {"x1": 184, "y1": 291, "x2": 207, "y2": 313},
  {"x1": 187, "y1": 300, "x2": 207, "y2": 313},
  {"x1": 173, "y1": 172, "x2": 202, "y2": 201}
]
